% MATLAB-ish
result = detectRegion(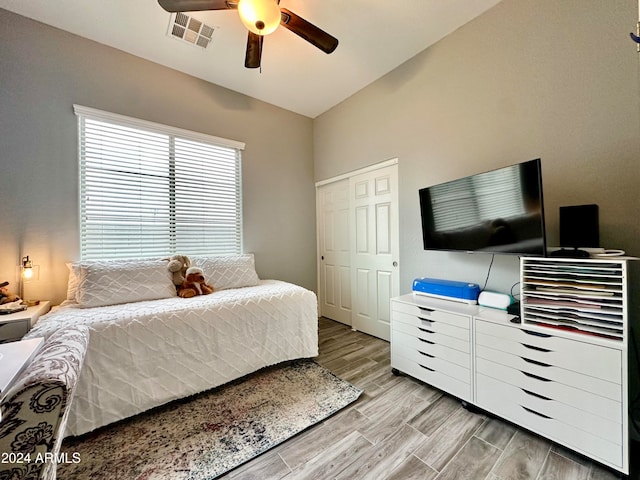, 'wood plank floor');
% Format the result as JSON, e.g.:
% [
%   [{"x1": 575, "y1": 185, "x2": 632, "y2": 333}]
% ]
[{"x1": 223, "y1": 317, "x2": 638, "y2": 480}]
